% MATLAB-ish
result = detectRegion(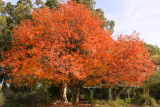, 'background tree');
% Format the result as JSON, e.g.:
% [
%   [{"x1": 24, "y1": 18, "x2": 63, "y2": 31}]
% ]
[
  {"x1": 35, "y1": 0, "x2": 44, "y2": 6},
  {"x1": 73, "y1": 0, "x2": 115, "y2": 33},
  {"x1": 45, "y1": 0, "x2": 59, "y2": 9},
  {"x1": 0, "y1": 0, "x2": 5, "y2": 14},
  {"x1": 141, "y1": 43, "x2": 160, "y2": 98},
  {"x1": 144, "y1": 43, "x2": 160, "y2": 56},
  {"x1": 0, "y1": 0, "x2": 33, "y2": 91}
]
